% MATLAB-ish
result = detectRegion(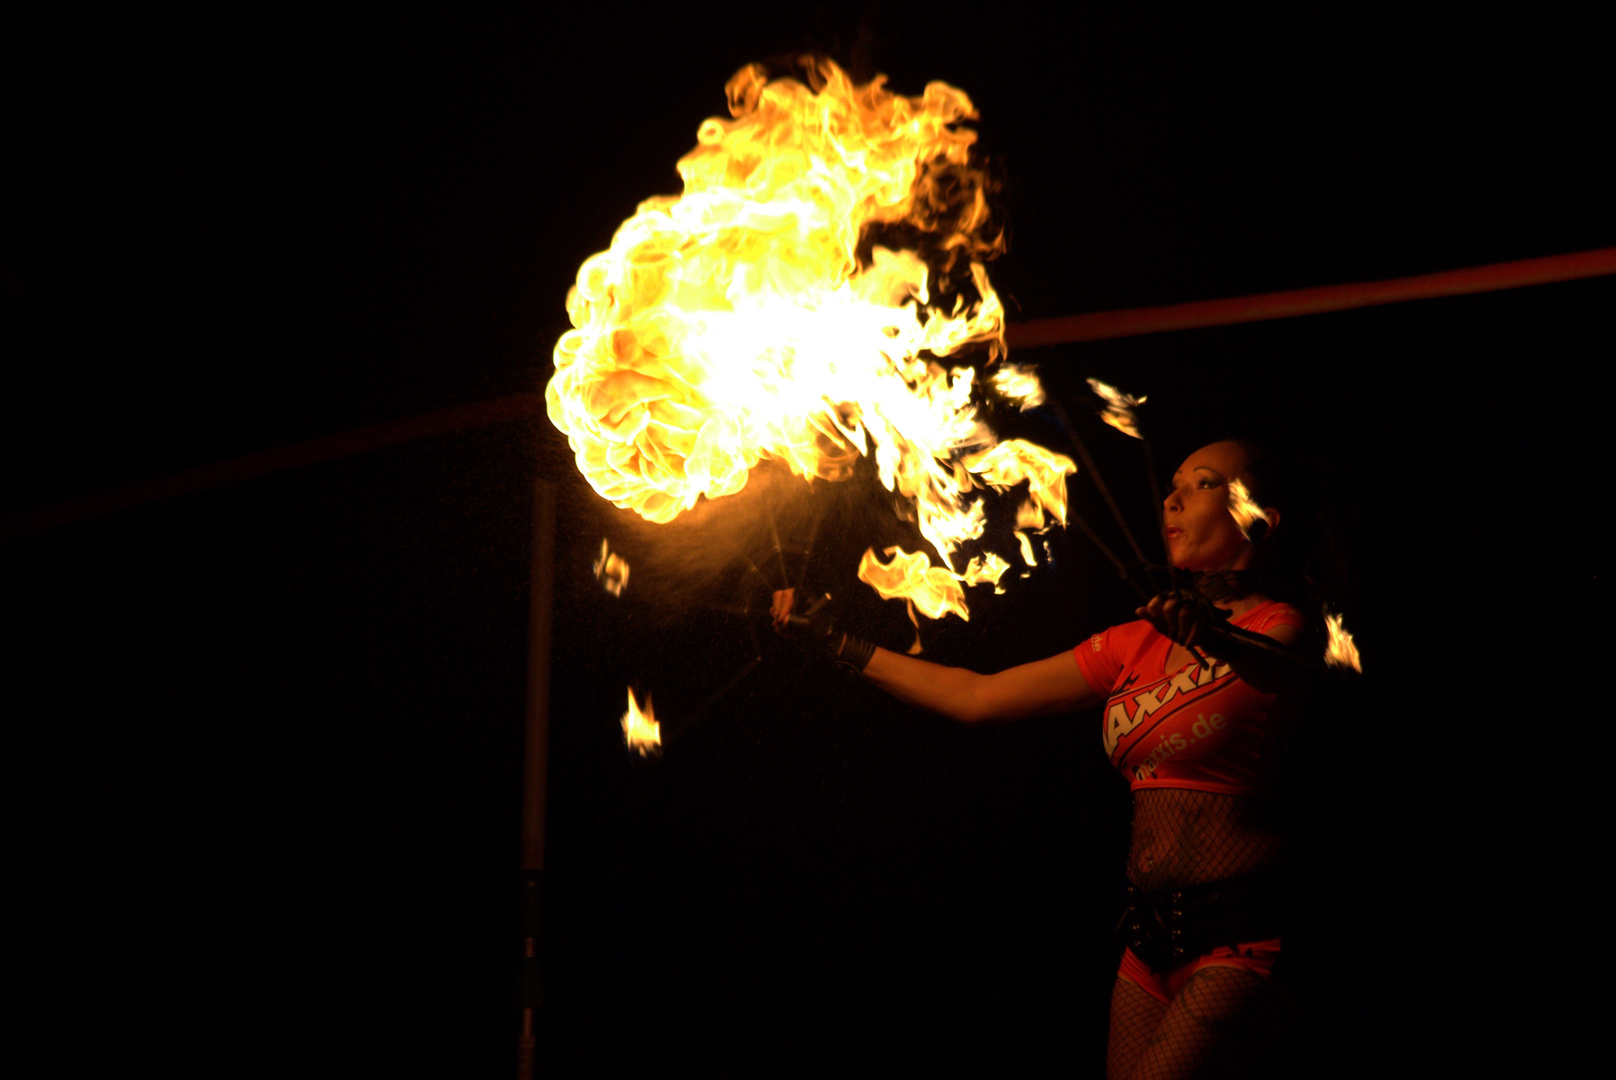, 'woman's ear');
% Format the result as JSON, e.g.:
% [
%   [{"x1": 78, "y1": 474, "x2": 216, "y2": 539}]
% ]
[{"x1": 1262, "y1": 507, "x2": 1281, "y2": 536}]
